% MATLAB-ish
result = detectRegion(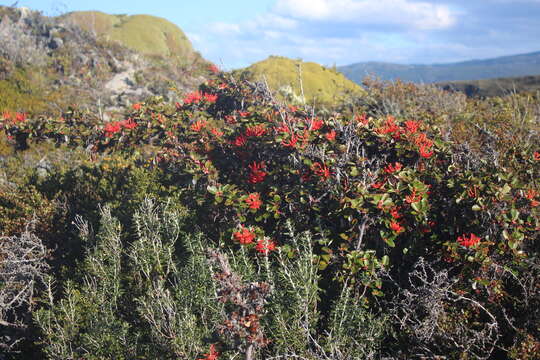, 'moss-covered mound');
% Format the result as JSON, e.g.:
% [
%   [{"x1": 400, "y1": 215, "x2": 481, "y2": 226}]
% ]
[
  {"x1": 235, "y1": 56, "x2": 365, "y2": 106},
  {"x1": 61, "y1": 11, "x2": 196, "y2": 59}
]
